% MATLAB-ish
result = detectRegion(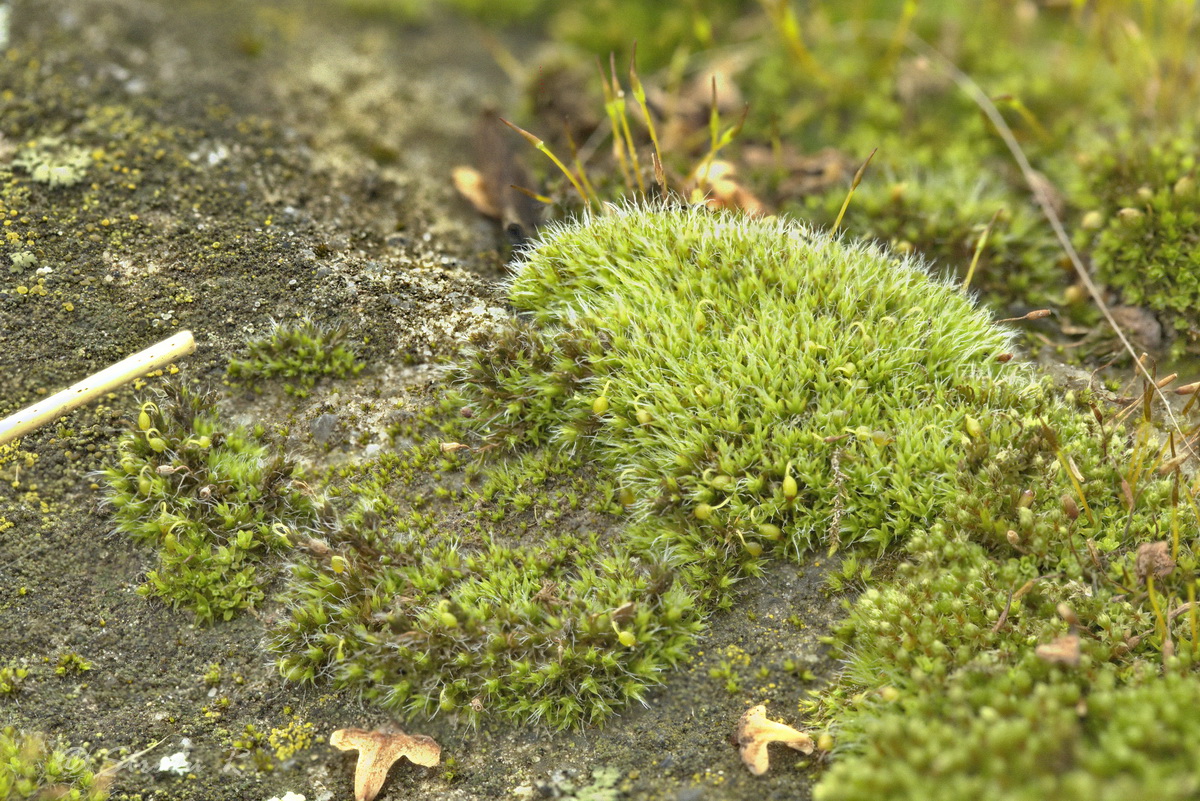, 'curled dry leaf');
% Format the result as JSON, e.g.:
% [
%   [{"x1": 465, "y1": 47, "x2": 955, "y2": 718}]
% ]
[
  {"x1": 451, "y1": 166, "x2": 499, "y2": 219},
  {"x1": 1136, "y1": 541, "x2": 1175, "y2": 582},
  {"x1": 735, "y1": 704, "x2": 814, "y2": 776},
  {"x1": 689, "y1": 160, "x2": 768, "y2": 217},
  {"x1": 330, "y1": 727, "x2": 441, "y2": 801}
]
